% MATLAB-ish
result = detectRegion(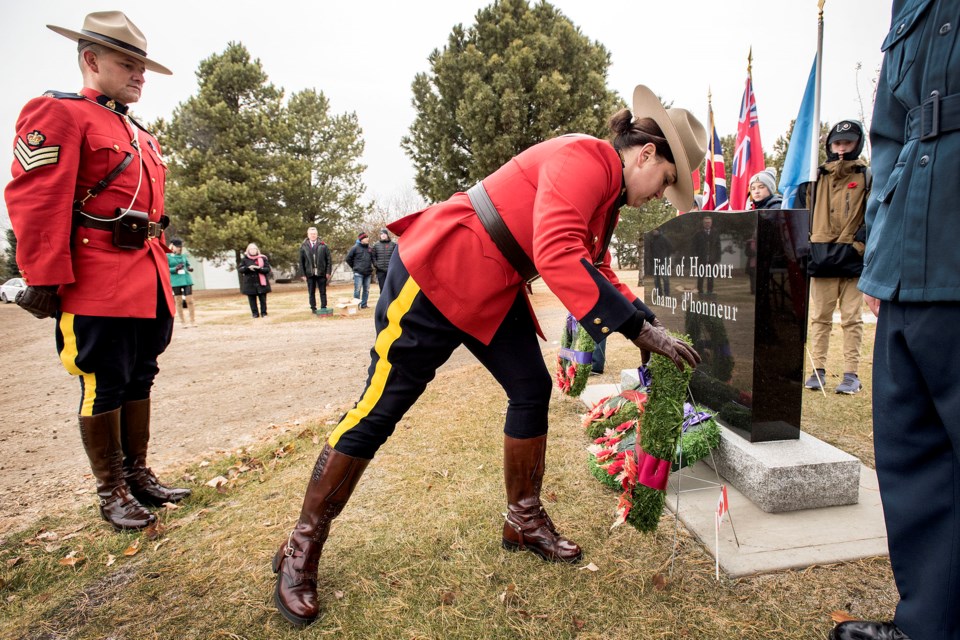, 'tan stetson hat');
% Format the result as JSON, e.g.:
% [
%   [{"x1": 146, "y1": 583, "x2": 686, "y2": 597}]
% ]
[
  {"x1": 631, "y1": 85, "x2": 706, "y2": 211},
  {"x1": 47, "y1": 11, "x2": 171, "y2": 75}
]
